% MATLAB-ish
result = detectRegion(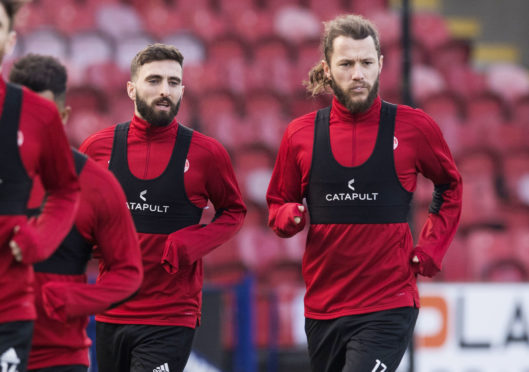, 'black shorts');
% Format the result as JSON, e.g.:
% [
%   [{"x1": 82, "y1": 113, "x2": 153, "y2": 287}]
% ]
[
  {"x1": 96, "y1": 322, "x2": 195, "y2": 372},
  {"x1": 0, "y1": 320, "x2": 34, "y2": 372},
  {"x1": 29, "y1": 365, "x2": 87, "y2": 372},
  {"x1": 305, "y1": 307, "x2": 419, "y2": 372}
]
